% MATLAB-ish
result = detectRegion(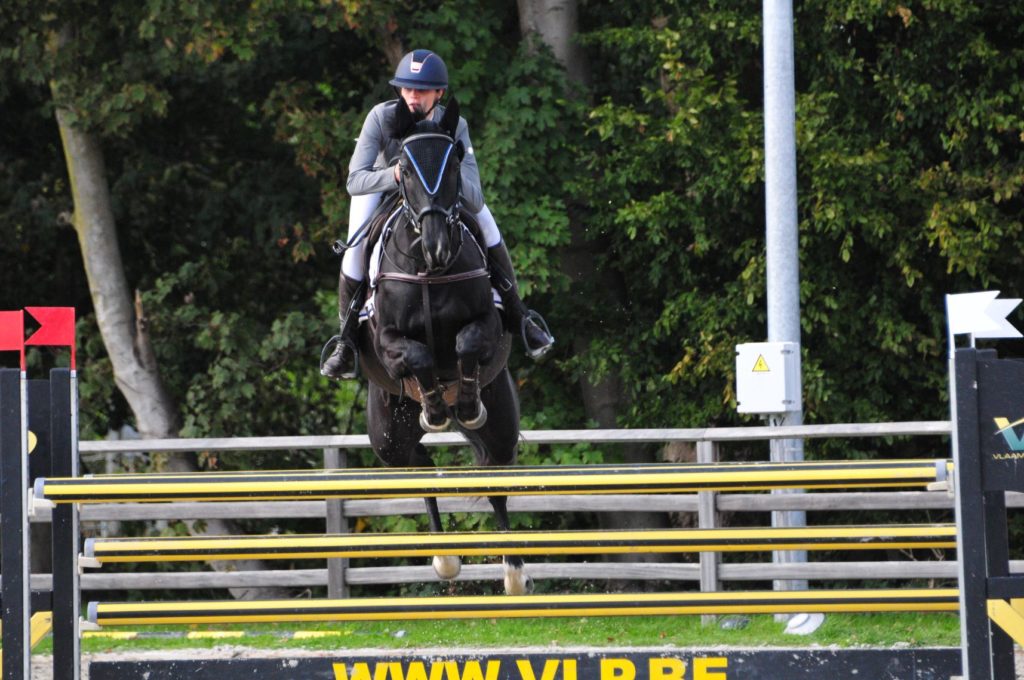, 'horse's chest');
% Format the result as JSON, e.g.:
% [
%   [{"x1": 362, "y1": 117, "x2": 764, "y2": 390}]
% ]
[{"x1": 376, "y1": 283, "x2": 482, "y2": 333}]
